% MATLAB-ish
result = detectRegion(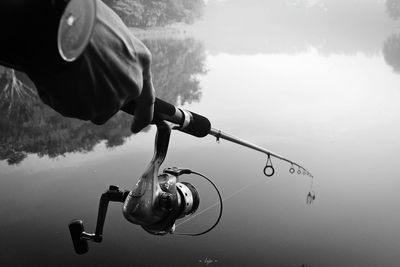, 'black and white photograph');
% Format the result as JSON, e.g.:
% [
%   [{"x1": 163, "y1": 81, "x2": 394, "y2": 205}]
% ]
[{"x1": 1, "y1": 0, "x2": 400, "y2": 266}]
